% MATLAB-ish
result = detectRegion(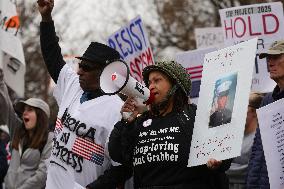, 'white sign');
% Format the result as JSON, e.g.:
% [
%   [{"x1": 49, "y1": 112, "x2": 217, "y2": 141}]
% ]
[
  {"x1": 195, "y1": 27, "x2": 224, "y2": 49},
  {"x1": 107, "y1": 15, "x2": 154, "y2": 84},
  {"x1": 2, "y1": 52, "x2": 25, "y2": 96},
  {"x1": 0, "y1": 0, "x2": 25, "y2": 97},
  {"x1": 219, "y1": 2, "x2": 284, "y2": 93},
  {"x1": 188, "y1": 38, "x2": 257, "y2": 167},
  {"x1": 175, "y1": 48, "x2": 216, "y2": 103},
  {"x1": 257, "y1": 98, "x2": 284, "y2": 189}
]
